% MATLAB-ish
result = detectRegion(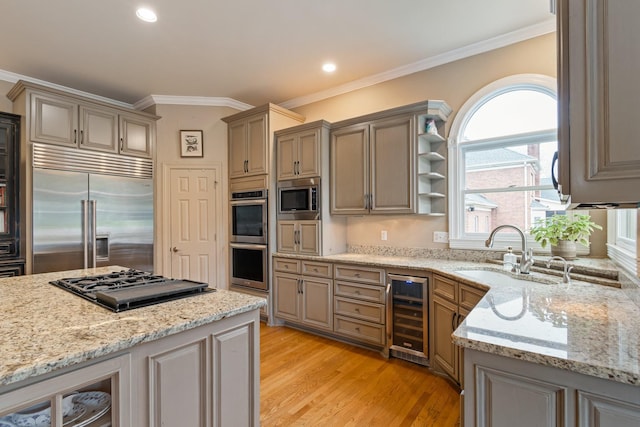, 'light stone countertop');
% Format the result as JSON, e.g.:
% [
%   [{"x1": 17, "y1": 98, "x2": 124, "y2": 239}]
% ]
[
  {"x1": 275, "y1": 251, "x2": 640, "y2": 386},
  {"x1": 0, "y1": 266, "x2": 266, "y2": 388}
]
